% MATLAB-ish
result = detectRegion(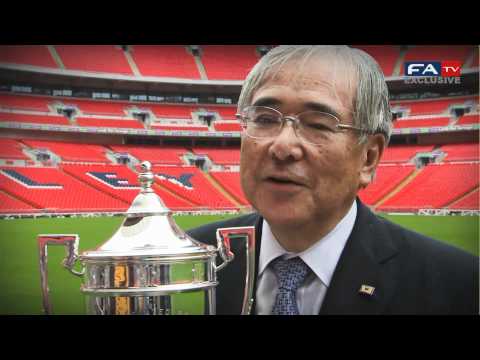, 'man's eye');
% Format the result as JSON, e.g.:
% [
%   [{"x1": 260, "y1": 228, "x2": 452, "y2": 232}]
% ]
[
  {"x1": 253, "y1": 115, "x2": 278, "y2": 124},
  {"x1": 306, "y1": 122, "x2": 331, "y2": 131}
]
